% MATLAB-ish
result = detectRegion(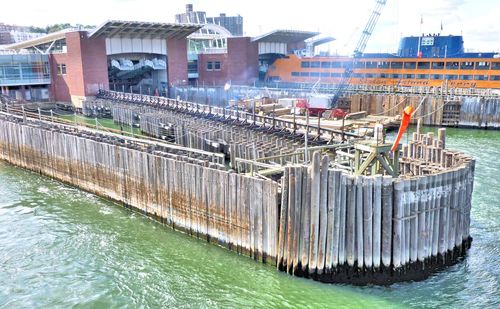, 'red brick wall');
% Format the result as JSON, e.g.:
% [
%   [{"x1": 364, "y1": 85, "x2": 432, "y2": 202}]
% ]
[
  {"x1": 49, "y1": 53, "x2": 71, "y2": 102},
  {"x1": 227, "y1": 37, "x2": 259, "y2": 85},
  {"x1": 197, "y1": 53, "x2": 228, "y2": 86},
  {"x1": 80, "y1": 34, "x2": 109, "y2": 95},
  {"x1": 49, "y1": 31, "x2": 108, "y2": 102},
  {"x1": 167, "y1": 38, "x2": 188, "y2": 86}
]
